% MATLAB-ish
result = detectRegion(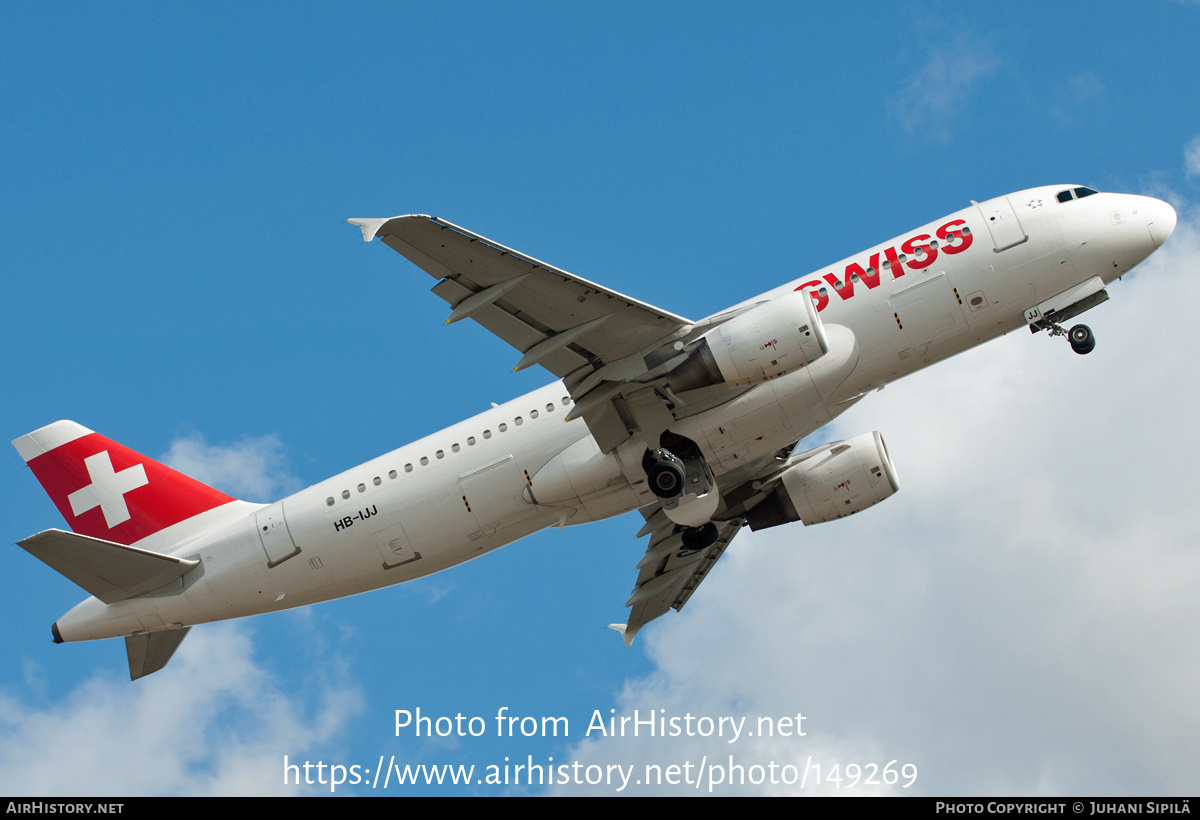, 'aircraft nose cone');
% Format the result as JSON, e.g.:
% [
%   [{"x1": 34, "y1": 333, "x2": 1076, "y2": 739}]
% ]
[{"x1": 1147, "y1": 198, "x2": 1177, "y2": 249}]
